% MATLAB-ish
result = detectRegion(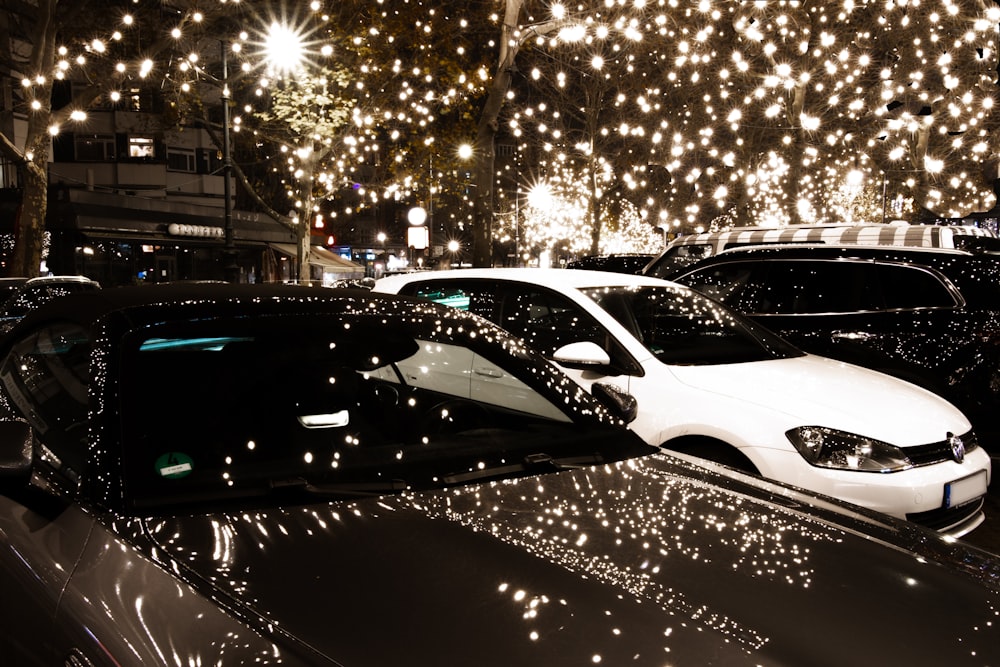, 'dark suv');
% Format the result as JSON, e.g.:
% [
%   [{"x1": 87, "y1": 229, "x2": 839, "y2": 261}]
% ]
[
  {"x1": 565, "y1": 253, "x2": 655, "y2": 274},
  {"x1": 658, "y1": 245, "x2": 1000, "y2": 449}
]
